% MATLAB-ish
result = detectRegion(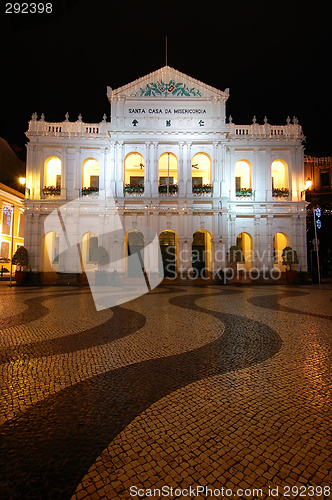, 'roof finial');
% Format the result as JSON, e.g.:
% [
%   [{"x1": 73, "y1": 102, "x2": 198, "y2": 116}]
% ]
[{"x1": 165, "y1": 36, "x2": 168, "y2": 67}]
